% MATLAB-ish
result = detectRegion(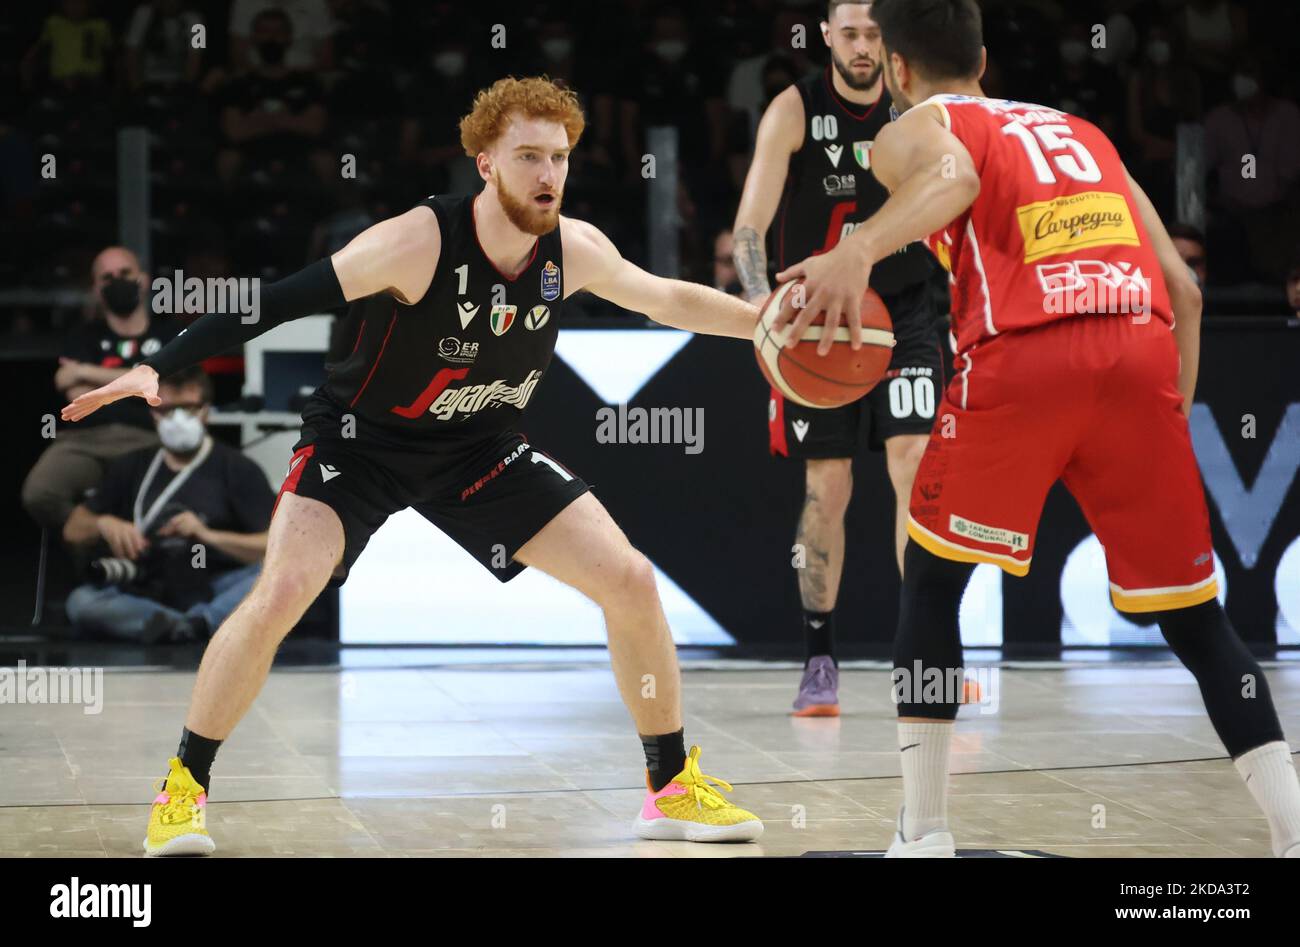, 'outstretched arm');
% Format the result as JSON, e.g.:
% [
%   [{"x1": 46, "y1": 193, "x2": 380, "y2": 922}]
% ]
[
  {"x1": 61, "y1": 206, "x2": 441, "y2": 422},
  {"x1": 562, "y1": 217, "x2": 758, "y2": 340},
  {"x1": 774, "y1": 105, "x2": 979, "y2": 354}
]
